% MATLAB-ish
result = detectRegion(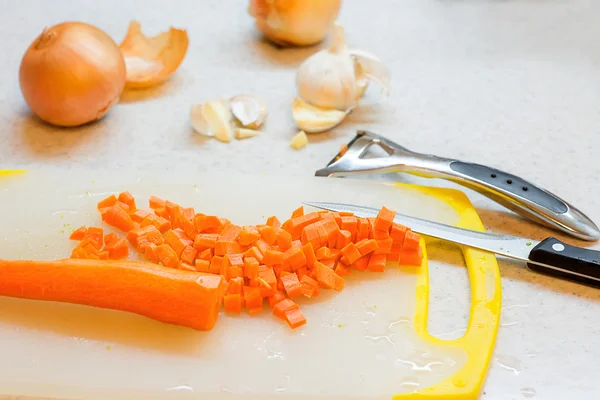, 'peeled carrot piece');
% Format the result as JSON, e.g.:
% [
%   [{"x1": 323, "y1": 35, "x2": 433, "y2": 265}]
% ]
[
  {"x1": 268, "y1": 290, "x2": 286, "y2": 307},
  {"x1": 227, "y1": 277, "x2": 244, "y2": 294},
  {"x1": 356, "y1": 239, "x2": 379, "y2": 256},
  {"x1": 368, "y1": 254, "x2": 386, "y2": 272},
  {"x1": 280, "y1": 273, "x2": 303, "y2": 299},
  {"x1": 229, "y1": 266, "x2": 244, "y2": 279},
  {"x1": 390, "y1": 223, "x2": 408, "y2": 242},
  {"x1": 276, "y1": 228, "x2": 292, "y2": 251},
  {"x1": 101, "y1": 205, "x2": 135, "y2": 232},
  {"x1": 141, "y1": 214, "x2": 171, "y2": 233},
  {"x1": 85, "y1": 227, "x2": 104, "y2": 249},
  {"x1": 374, "y1": 206, "x2": 396, "y2": 233},
  {"x1": 195, "y1": 259, "x2": 210, "y2": 273},
  {"x1": 244, "y1": 257, "x2": 259, "y2": 279},
  {"x1": 300, "y1": 275, "x2": 319, "y2": 298},
  {"x1": 197, "y1": 248, "x2": 213, "y2": 261},
  {"x1": 266, "y1": 216, "x2": 281, "y2": 229},
  {"x1": 244, "y1": 286, "x2": 263, "y2": 310},
  {"x1": 272, "y1": 298, "x2": 298, "y2": 320},
  {"x1": 340, "y1": 242, "x2": 361, "y2": 265},
  {"x1": 117, "y1": 191, "x2": 136, "y2": 212},
  {"x1": 131, "y1": 209, "x2": 150, "y2": 223},
  {"x1": 258, "y1": 267, "x2": 277, "y2": 297},
  {"x1": 146, "y1": 229, "x2": 165, "y2": 246},
  {"x1": 320, "y1": 218, "x2": 340, "y2": 247},
  {"x1": 209, "y1": 256, "x2": 223, "y2": 275},
  {"x1": 336, "y1": 230, "x2": 352, "y2": 250},
  {"x1": 214, "y1": 240, "x2": 241, "y2": 256},
  {"x1": 356, "y1": 218, "x2": 370, "y2": 241},
  {"x1": 263, "y1": 249, "x2": 284, "y2": 265},
  {"x1": 291, "y1": 240, "x2": 302, "y2": 249},
  {"x1": 291, "y1": 206, "x2": 304, "y2": 218},
  {"x1": 219, "y1": 224, "x2": 242, "y2": 242},
  {"x1": 315, "y1": 247, "x2": 332, "y2": 260},
  {"x1": 403, "y1": 231, "x2": 421, "y2": 251},
  {"x1": 148, "y1": 195, "x2": 166, "y2": 209},
  {"x1": 180, "y1": 246, "x2": 198, "y2": 265},
  {"x1": 300, "y1": 223, "x2": 320, "y2": 248},
  {"x1": 182, "y1": 207, "x2": 195, "y2": 221},
  {"x1": 286, "y1": 213, "x2": 320, "y2": 239},
  {"x1": 399, "y1": 247, "x2": 423, "y2": 266},
  {"x1": 283, "y1": 247, "x2": 307, "y2": 270},
  {"x1": 340, "y1": 216, "x2": 358, "y2": 241},
  {"x1": 194, "y1": 215, "x2": 222, "y2": 233},
  {"x1": 104, "y1": 238, "x2": 129, "y2": 260},
  {"x1": 373, "y1": 238, "x2": 393, "y2": 255},
  {"x1": 181, "y1": 217, "x2": 197, "y2": 240},
  {"x1": 223, "y1": 253, "x2": 244, "y2": 273},
  {"x1": 387, "y1": 244, "x2": 401, "y2": 262},
  {"x1": 315, "y1": 222, "x2": 330, "y2": 248},
  {"x1": 351, "y1": 255, "x2": 369, "y2": 272},
  {"x1": 224, "y1": 294, "x2": 242, "y2": 313},
  {"x1": 0, "y1": 258, "x2": 224, "y2": 331},
  {"x1": 335, "y1": 263, "x2": 351, "y2": 276},
  {"x1": 70, "y1": 226, "x2": 87, "y2": 240},
  {"x1": 97, "y1": 194, "x2": 118, "y2": 209},
  {"x1": 194, "y1": 233, "x2": 218, "y2": 250},
  {"x1": 115, "y1": 201, "x2": 131, "y2": 213},
  {"x1": 155, "y1": 244, "x2": 179, "y2": 269},
  {"x1": 154, "y1": 207, "x2": 169, "y2": 219},
  {"x1": 244, "y1": 246, "x2": 264, "y2": 263},
  {"x1": 315, "y1": 262, "x2": 344, "y2": 291},
  {"x1": 165, "y1": 230, "x2": 193, "y2": 258},
  {"x1": 127, "y1": 225, "x2": 157, "y2": 245},
  {"x1": 284, "y1": 307, "x2": 306, "y2": 329},
  {"x1": 257, "y1": 225, "x2": 277, "y2": 246},
  {"x1": 239, "y1": 226, "x2": 260, "y2": 246},
  {"x1": 301, "y1": 242, "x2": 317, "y2": 269},
  {"x1": 143, "y1": 243, "x2": 159, "y2": 263}
]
